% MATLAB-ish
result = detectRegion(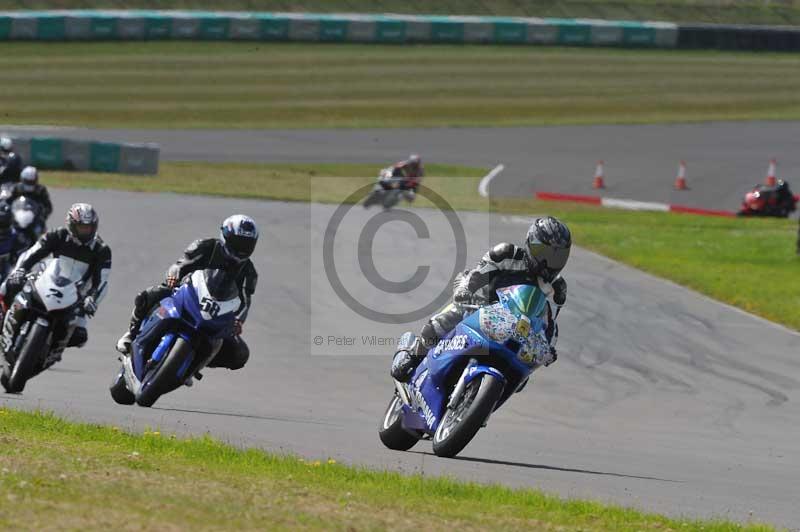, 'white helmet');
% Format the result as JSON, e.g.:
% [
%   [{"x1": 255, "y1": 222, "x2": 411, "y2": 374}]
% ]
[
  {"x1": 20, "y1": 166, "x2": 38, "y2": 192},
  {"x1": 220, "y1": 214, "x2": 258, "y2": 261},
  {"x1": 11, "y1": 197, "x2": 36, "y2": 229},
  {"x1": 0, "y1": 137, "x2": 12, "y2": 152}
]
